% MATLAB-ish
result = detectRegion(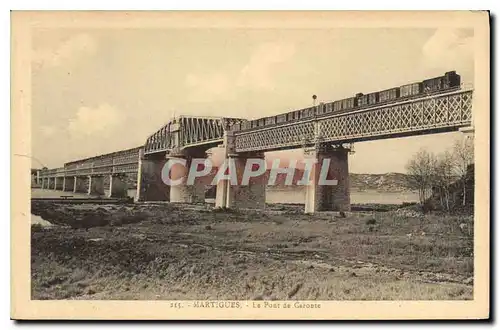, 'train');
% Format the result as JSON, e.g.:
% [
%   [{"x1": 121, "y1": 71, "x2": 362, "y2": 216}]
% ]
[{"x1": 237, "y1": 71, "x2": 461, "y2": 131}]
